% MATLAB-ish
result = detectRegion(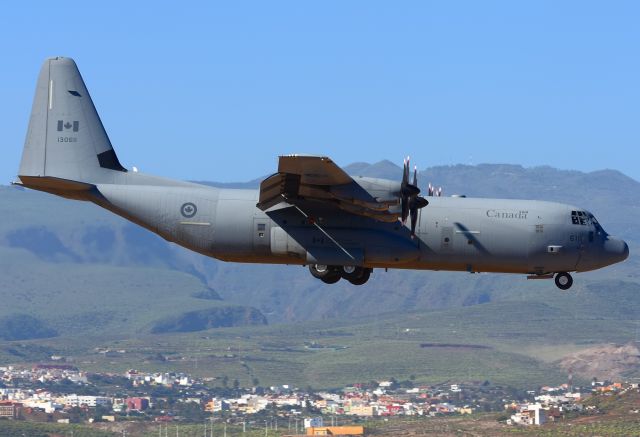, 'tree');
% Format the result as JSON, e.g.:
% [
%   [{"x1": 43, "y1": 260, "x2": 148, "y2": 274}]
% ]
[
  {"x1": 303, "y1": 400, "x2": 320, "y2": 414},
  {"x1": 175, "y1": 401, "x2": 207, "y2": 421},
  {"x1": 389, "y1": 378, "x2": 399, "y2": 390},
  {"x1": 93, "y1": 405, "x2": 112, "y2": 422},
  {"x1": 68, "y1": 406, "x2": 87, "y2": 423}
]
